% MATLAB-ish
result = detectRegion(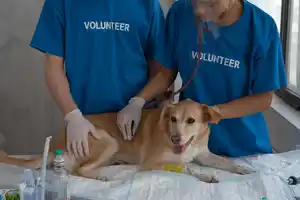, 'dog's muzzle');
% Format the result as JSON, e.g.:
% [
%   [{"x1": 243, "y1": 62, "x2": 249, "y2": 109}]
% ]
[
  {"x1": 170, "y1": 135, "x2": 181, "y2": 145},
  {"x1": 171, "y1": 136, "x2": 195, "y2": 154}
]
